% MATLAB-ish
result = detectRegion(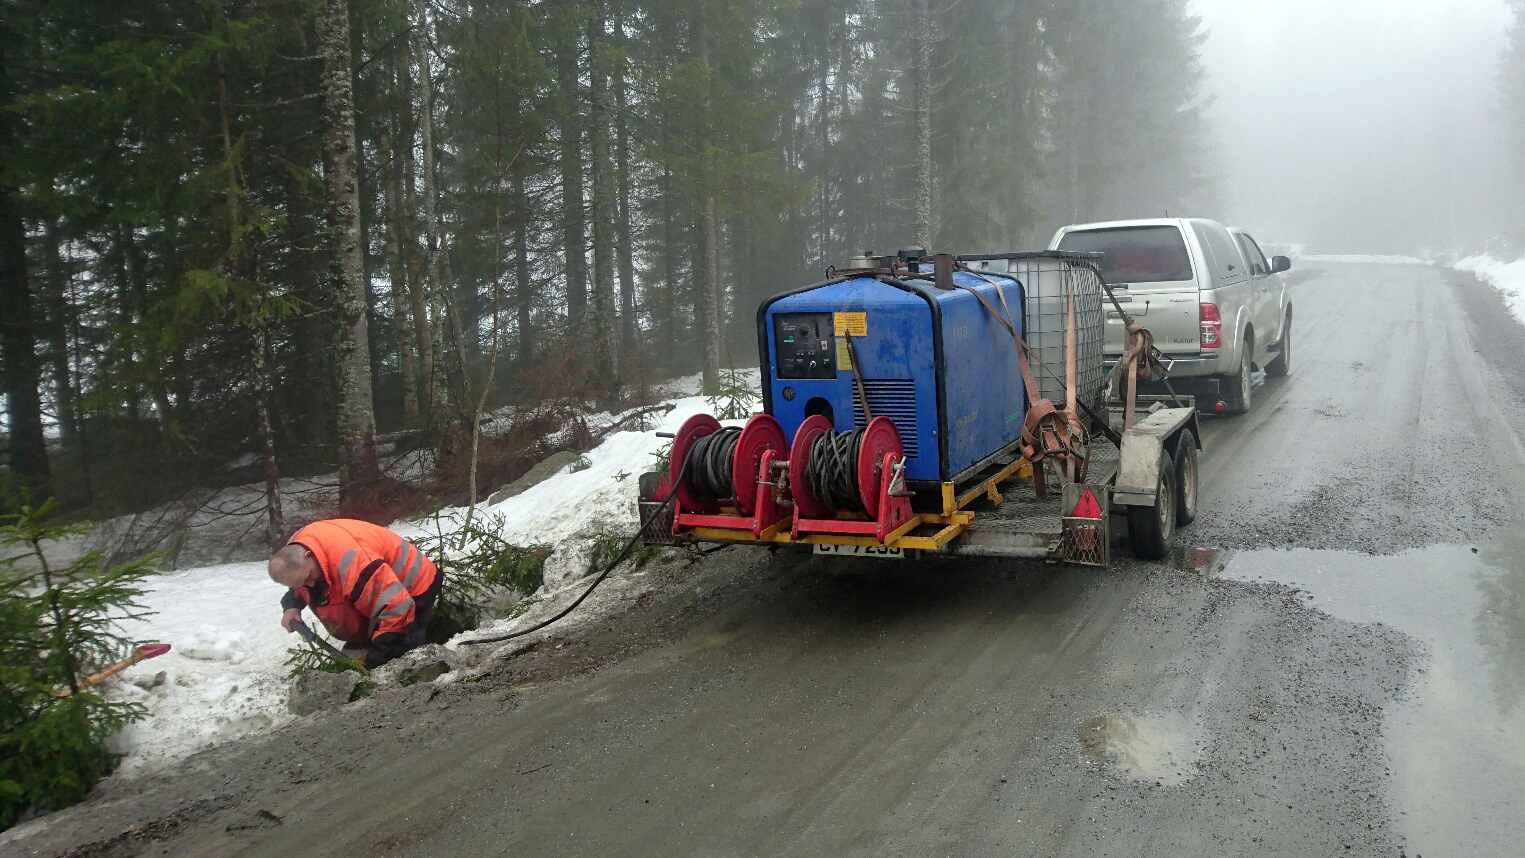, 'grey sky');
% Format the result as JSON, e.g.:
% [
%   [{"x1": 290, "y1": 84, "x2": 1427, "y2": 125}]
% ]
[{"x1": 1194, "y1": 0, "x2": 1515, "y2": 254}]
